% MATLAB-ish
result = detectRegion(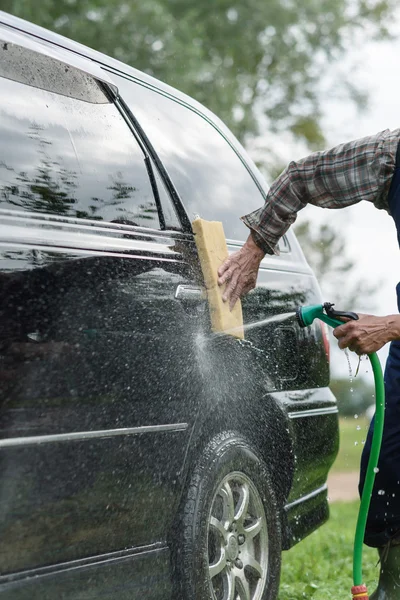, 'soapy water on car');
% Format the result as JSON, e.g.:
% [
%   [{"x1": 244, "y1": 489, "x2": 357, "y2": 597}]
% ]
[
  {"x1": 194, "y1": 312, "x2": 297, "y2": 364},
  {"x1": 210, "y1": 311, "x2": 297, "y2": 338}
]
